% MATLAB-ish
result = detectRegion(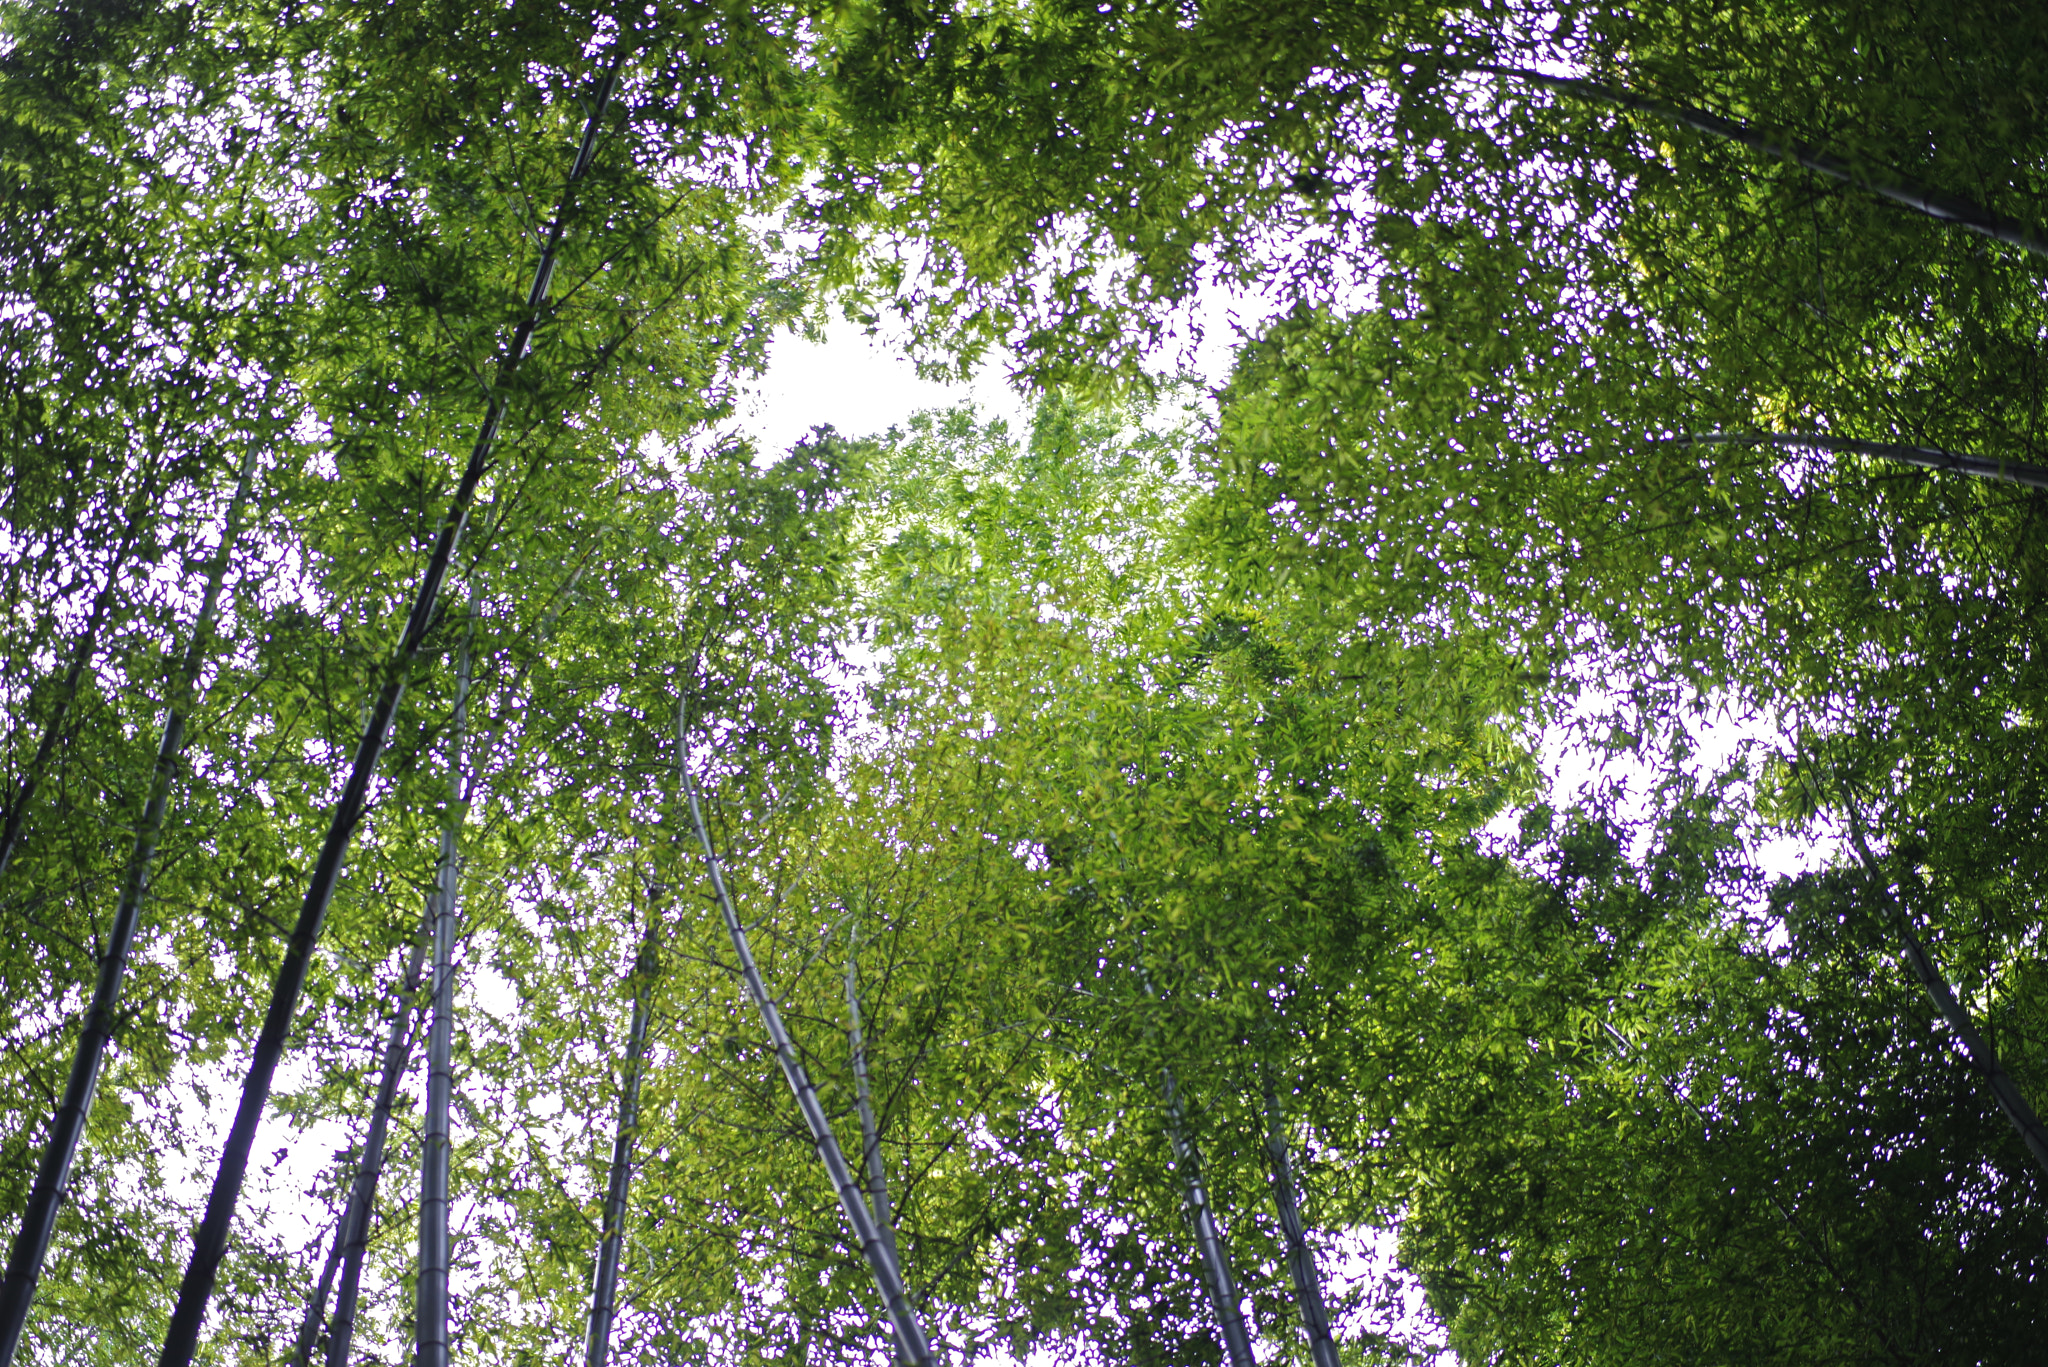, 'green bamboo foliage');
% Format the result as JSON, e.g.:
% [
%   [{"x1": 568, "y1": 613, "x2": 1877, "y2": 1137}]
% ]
[{"x1": 5, "y1": 3, "x2": 2048, "y2": 1364}]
